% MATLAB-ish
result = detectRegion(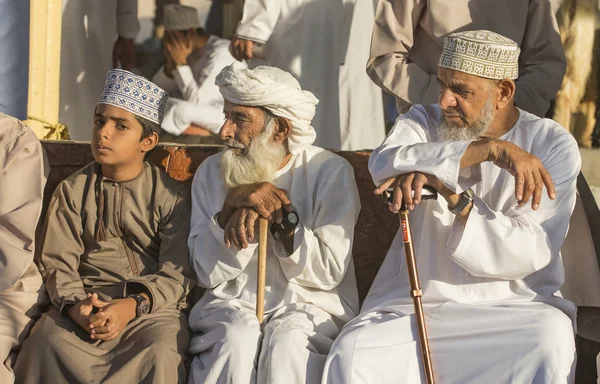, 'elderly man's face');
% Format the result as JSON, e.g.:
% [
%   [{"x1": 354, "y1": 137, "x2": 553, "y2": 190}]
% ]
[
  {"x1": 220, "y1": 101, "x2": 270, "y2": 152},
  {"x1": 219, "y1": 100, "x2": 287, "y2": 189},
  {"x1": 437, "y1": 67, "x2": 498, "y2": 141}
]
